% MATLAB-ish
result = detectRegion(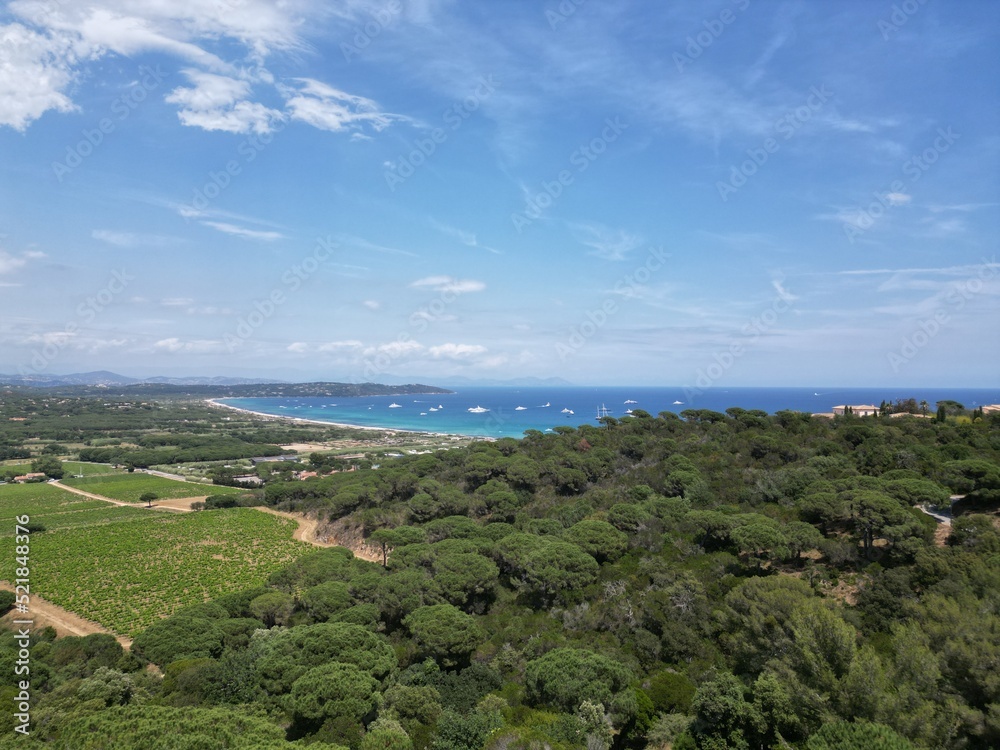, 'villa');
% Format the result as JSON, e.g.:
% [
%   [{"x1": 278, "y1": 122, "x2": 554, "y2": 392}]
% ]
[{"x1": 832, "y1": 404, "x2": 879, "y2": 417}]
